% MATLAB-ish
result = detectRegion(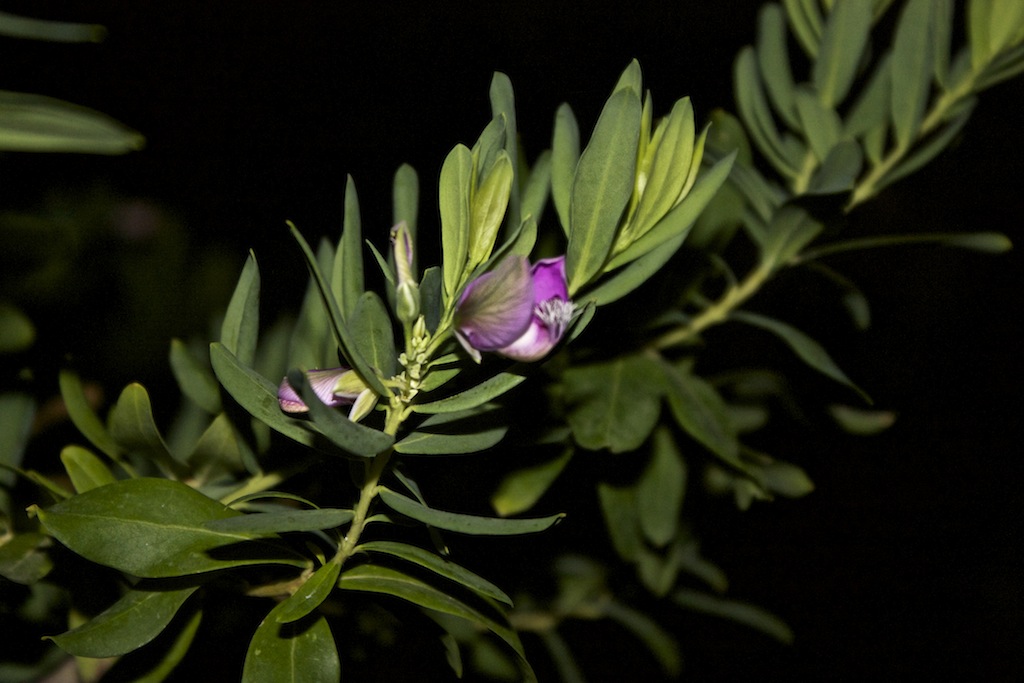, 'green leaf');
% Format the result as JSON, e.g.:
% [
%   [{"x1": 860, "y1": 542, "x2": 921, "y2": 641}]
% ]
[
  {"x1": 34, "y1": 478, "x2": 305, "y2": 577},
  {"x1": 845, "y1": 54, "x2": 892, "y2": 139},
  {"x1": 762, "y1": 204, "x2": 823, "y2": 268},
  {"x1": 794, "y1": 87, "x2": 842, "y2": 162},
  {"x1": 731, "y1": 310, "x2": 869, "y2": 401},
  {"x1": 338, "y1": 564, "x2": 535, "y2": 682},
  {"x1": 637, "y1": 427, "x2": 686, "y2": 548},
  {"x1": 378, "y1": 488, "x2": 564, "y2": 535},
  {"x1": 520, "y1": 151, "x2": 552, "y2": 229},
  {"x1": 0, "y1": 303, "x2": 35, "y2": 353},
  {"x1": 783, "y1": 0, "x2": 824, "y2": 58},
  {"x1": 563, "y1": 354, "x2": 665, "y2": 453},
  {"x1": 566, "y1": 88, "x2": 642, "y2": 293},
  {"x1": 0, "y1": 12, "x2": 106, "y2": 42},
  {"x1": 603, "y1": 599, "x2": 681, "y2": 676},
  {"x1": 335, "y1": 175, "x2": 365, "y2": 321},
  {"x1": 756, "y1": 4, "x2": 799, "y2": 129},
  {"x1": 0, "y1": 531, "x2": 53, "y2": 584},
  {"x1": 221, "y1": 252, "x2": 260, "y2": 368},
  {"x1": 205, "y1": 508, "x2": 353, "y2": 534},
  {"x1": 59, "y1": 369, "x2": 122, "y2": 460},
  {"x1": 597, "y1": 482, "x2": 642, "y2": 561},
  {"x1": 829, "y1": 404, "x2": 897, "y2": 434},
  {"x1": 490, "y1": 72, "x2": 520, "y2": 231},
  {"x1": 807, "y1": 140, "x2": 863, "y2": 194},
  {"x1": 0, "y1": 391, "x2": 35, "y2": 496},
  {"x1": 359, "y1": 540, "x2": 513, "y2": 606},
  {"x1": 891, "y1": 0, "x2": 935, "y2": 151},
  {"x1": 491, "y1": 448, "x2": 572, "y2": 517},
  {"x1": 188, "y1": 412, "x2": 247, "y2": 475},
  {"x1": 169, "y1": 339, "x2": 222, "y2": 414},
  {"x1": 60, "y1": 445, "x2": 117, "y2": 493},
  {"x1": 114, "y1": 604, "x2": 203, "y2": 683},
  {"x1": 288, "y1": 242, "x2": 336, "y2": 370},
  {"x1": 412, "y1": 370, "x2": 527, "y2": 414},
  {"x1": 274, "y1": 561, "x2": 343, "y2": 624},
  {"x1": 551, "y1": 103, "x2": 580, "y2": 235},
  {"x1": 243, "y1": 607, "x2": 340, "y2": 683},
  {"x1": 48, "y1": 583, "x2": 200, "y2": 657},
  {"x1": 672, "y1": 588, "x2": 793, "y2": 643},
  {"x1": 876, "y1": 101, "x2": 974, "y2": 192},
  {"x1": 288, "y1": 369, "x2": 393, "y2": 458},
  {"x1": 350, "y1": 291, "x2": 397, "y2": 378},
  {"x1": 584, "y1": 232, "x2": 686, "y2": 306},
  {"x1": 469, "y1": 152, "x2": 514, "y2": 267},
  {"x1": 394, "y1": 421, "x2": 507, "y2": 455},
  {"x1": 661, "y1": 359, "x2": 741, "y2": 468},
  {"x1": 108, "y1": 383, "x2": 178, "y2": 468},
  {"x1": 393, "y1": 164, "x2": 420, "y2": 268},
  {"x1": 812, "y1": 0, "x2": 873, "y2": 108},
  {"x1": 735, "y1": 47, "x2": 798, "y2": 178},
  {"x1": 440, "y1": 144, "x2": 474, "y2": 300},
  {"x1": 0, "y1": 90, "x2": 144, "y2": 154}
]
